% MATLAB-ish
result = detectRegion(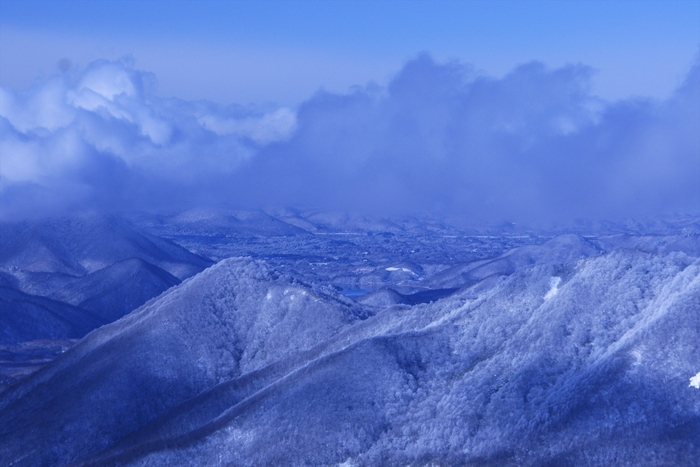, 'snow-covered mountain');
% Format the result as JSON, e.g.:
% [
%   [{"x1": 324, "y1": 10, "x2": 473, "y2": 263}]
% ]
[
  {"x1": 1, "y1": 234, "x2": 697, "y2": 466},
  {"x1": 425, "y1": 234, "x2": 602, "y2": 289},
  {"x1": 0, "y1": 287, "x2": 105, "y2": 344},
  {"x1": 143, "y1": 208, "x2": 312, "y2": 237},
  {"x1": 0, "y1": 213, "x2": 213, "y2": 343},
  {"x1": 49, "y1": 258, "x2": 181, "y2": 323},
  {"x1": 0, "y1": 258, "x2": 368, "y2": 466},
  {"x1": 0, "y1": 213, "x2": 211, "y2": 286}
]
